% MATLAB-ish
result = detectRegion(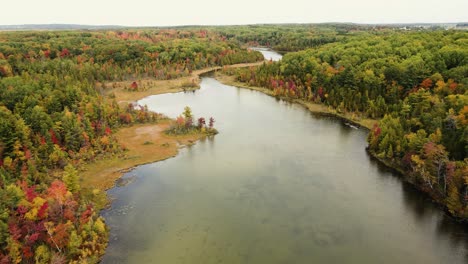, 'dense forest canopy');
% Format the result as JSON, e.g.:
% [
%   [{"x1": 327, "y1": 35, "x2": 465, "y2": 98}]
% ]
[
  {"x1": 213, "y1": 24, "x2": 346, "y2": 52},
  {"x1": 0, "y1": 29, "x2": 262, "y2": 263},
  {"x1": 211, "y1": 24, "x2": 434, "y2": 52},
  {"x1": 0, "y1": 30, "x2": 263, "y2": 80}
]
